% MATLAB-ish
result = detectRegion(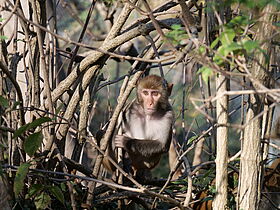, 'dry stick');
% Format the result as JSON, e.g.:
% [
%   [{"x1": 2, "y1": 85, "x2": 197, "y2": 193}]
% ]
[
  {"x1": 11, "y1": 8, "x2": 176, "y2": 76},
  {"x1": 142, "y1": 0, "x2": 175, "y2": 51},
  {"x1": 178, "y1": 0, "x2": 196, "y2": 29},
  {"x1": 60, "y1": 0, "x2": 98, "y2": 40},
  {"x1": 58, "y1": 34, "x2": 161, "y2": 141},
  {"x1": 51, "y1": 25, "x2": 182, "y2": 140},
  {"x1": 0, "y1": 61, "x2": 25, "y2": 126},
  {"x1": 155, "y1": 127, "x2": 215, "y2": 208},
  {"x1": 87, "y1": 72, "x2": 144, "y2": 206},
  {"x1": 86, "y1": 137, "x2": 142, "y2": 188},
  {"x1": 122, "y1": 0, "x2": 197, "y2": 35},
  {"x1": 115, "y1": 77, "x2": 131, "y2": 208},
  {"x1": 78, "y1": 87, "x2": 90, "y2": 144},
  {"x1": 116, "y1": 78, "x2": 130, "y2": 178},
  {"x1": 52, "y1": 18, "x2": 179, "y2": 99},
  {"x1": 145, "y1": 34, "x2": 165, "y2": 80},
  {"x1": 105, "y1": 0, "x2": 138, "y2": 42},
  {"x1": 180, "y1": 63, "x2": 193, "y2": 208},
  {"x1": 31, "y1": 1, "x2": 76, "y2": 208},
  {"x1": 55, "y1": 1, "x2": 141, "y2": 140},
  {"x1": 67, "y1": 0, "x2": 96, "y2": 73},
  {"x1": 86, "y1": 137, "x2": 184, "y2": 208},
  {"x1": 30, "y1": 0, "x2": 55, "y2": 149},
  {"x1": 88, "y1": 33, "x2": 163, "y2": 204},
  {"x1": 5, "y1": 163, "x2": 183, "y2": 208},
  {"x1": 0, "y1": 0, "x2": 19, "y2": 31}
]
